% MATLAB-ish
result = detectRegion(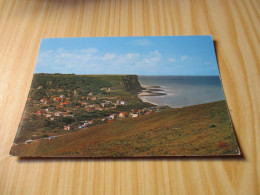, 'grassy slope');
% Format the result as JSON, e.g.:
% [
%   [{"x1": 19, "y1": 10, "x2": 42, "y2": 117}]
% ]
[{"x1": 10, "y1": 100, "x2": 240, "y2": 157}]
